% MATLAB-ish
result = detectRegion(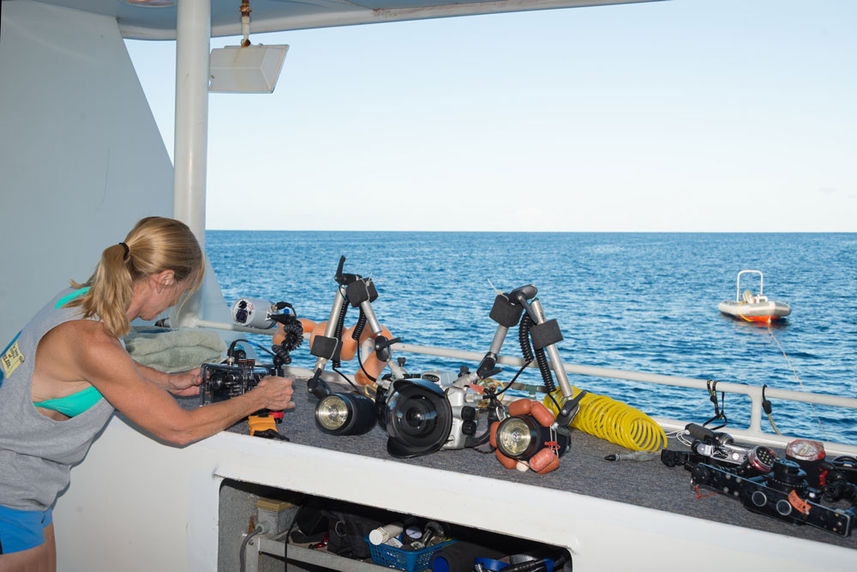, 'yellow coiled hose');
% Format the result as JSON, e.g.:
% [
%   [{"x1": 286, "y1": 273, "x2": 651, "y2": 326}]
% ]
[{"x1": 543, "y1": 387, "x2": 666, "y2": 452}]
